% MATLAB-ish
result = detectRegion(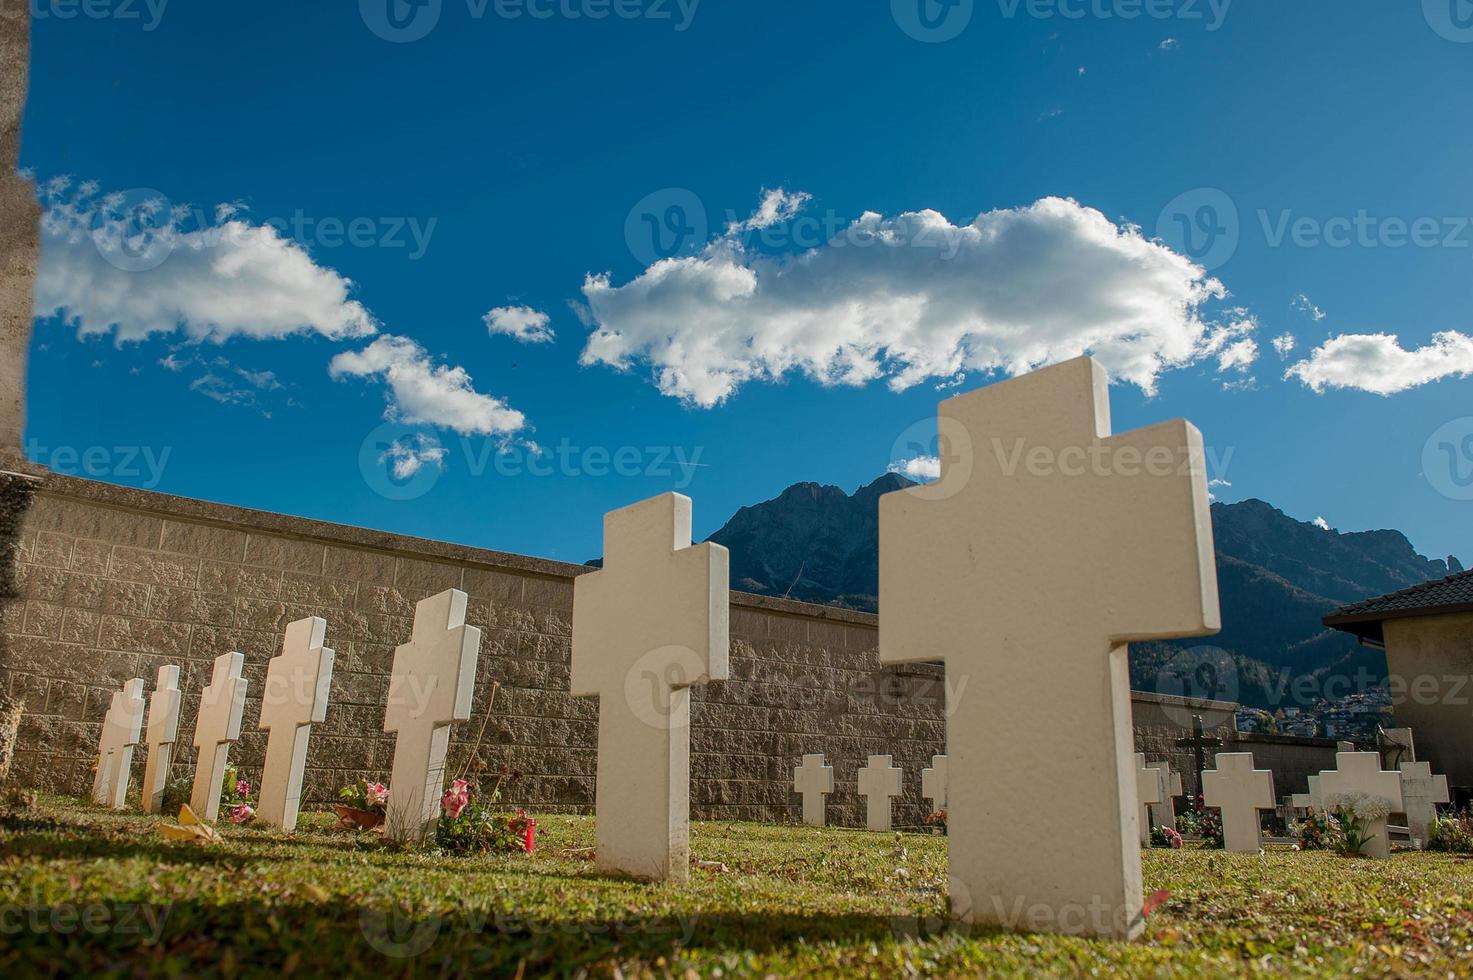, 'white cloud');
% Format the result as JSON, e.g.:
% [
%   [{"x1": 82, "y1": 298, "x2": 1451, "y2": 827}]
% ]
[
  {"x1": 1207, "y1": 477, "x2": 1232, "y2": 502},
  {"x1": 484, "y1": 305, "x2": 554, "y2": 344},
  {"x1": 888, "y1": 455, "x2": 941, "y2": 481},
  {"x1": 381, "y1": 434, "x2": 448, "y2": 480},
  {"x1": 1286, "y1": 331, "x2": 1473, "y2": 395},
  {"x1": 329, "y1": 334, "x2": 526, "y2": 436},
  {"x1": 34, "y1": 181, "x2": 377, "y2": 343},
  {"x1": 1291, "y1": 293, "x2": 1326, "y2": 321},
  {"x1": 1312, "y1": 516, "x2": 1330, "y2": 531},
  {"x1": 579, "y1": 195, "x2": 1248, "y2": 407},
  {"x1": 1271, "y1": 332, "x2": 1296, "y2": 358},
  {"x1": 1160, "y1": 37, "x2": 1179, "y2": 50},
  {"x1": 726, "y1": 188, "x2": 812, "y2": 234}
]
